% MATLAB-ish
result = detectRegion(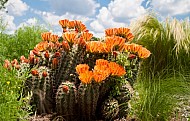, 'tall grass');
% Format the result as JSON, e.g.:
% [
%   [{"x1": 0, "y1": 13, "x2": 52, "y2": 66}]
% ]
[
  {"x1": 129, "y1": 15, "x2": 190, "y2": 120},
  {"x1": 130, "y1": 15, "x2": 190, "y2": 76},
  {"x1": 130, "y1": 72, "x2": 190, "y2": 121}
]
